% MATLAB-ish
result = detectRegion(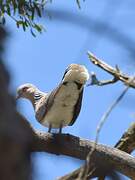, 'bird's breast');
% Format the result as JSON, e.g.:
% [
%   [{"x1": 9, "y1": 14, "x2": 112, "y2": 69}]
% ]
[
  {"x1": 54, "y1": 82, "x2": 79, "y2": 105},
  {"x1": 41, "y1": 82, "x2": 81, "y2": 128}
]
